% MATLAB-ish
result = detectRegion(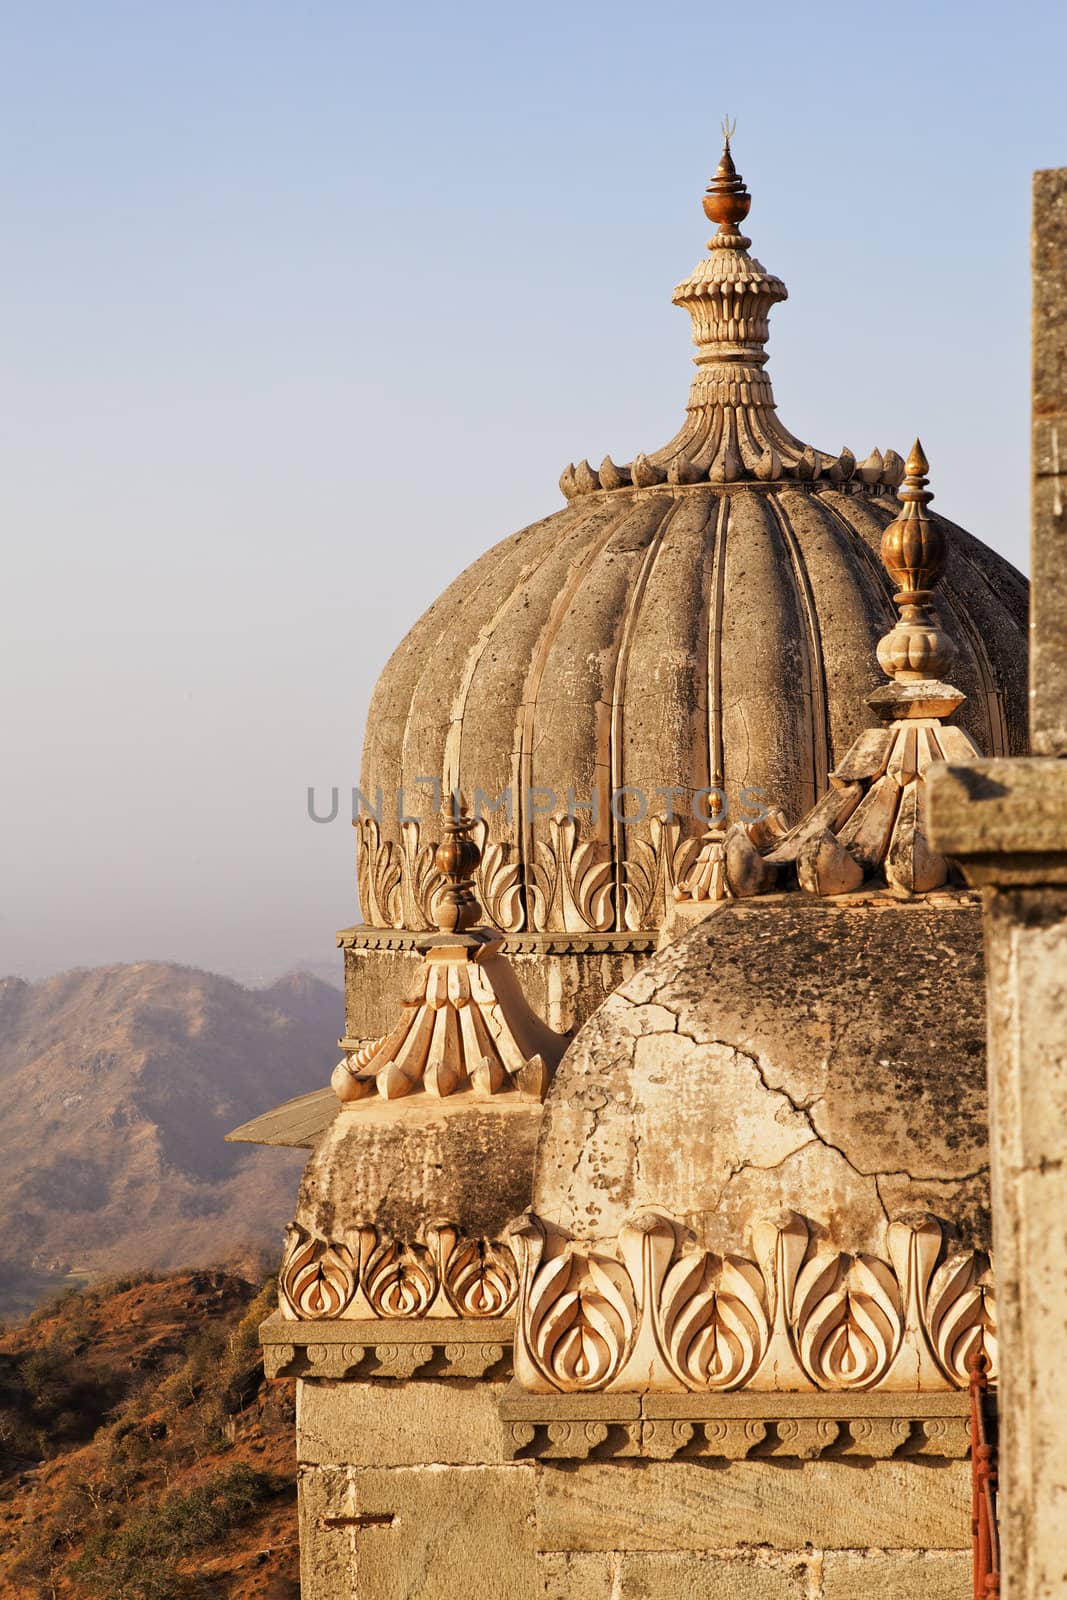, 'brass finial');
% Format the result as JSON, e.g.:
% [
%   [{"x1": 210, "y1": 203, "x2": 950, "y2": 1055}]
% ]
[
  {"x1": 433, "y1": 794, "x2": 483, "y2": 933},
  {"x1": 875, "y1": 441, "x2": 957, "y2": 686},
  {"x1": 703, "y1": 121, "x2": 751, "y2": 249}
]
